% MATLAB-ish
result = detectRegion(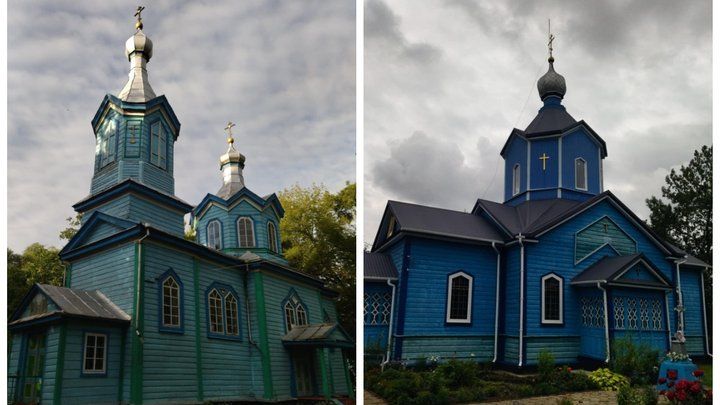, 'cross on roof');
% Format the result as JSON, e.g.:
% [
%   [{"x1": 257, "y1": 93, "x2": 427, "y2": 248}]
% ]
[
  {"x1": 134, "y1": 6, "x2": 145, "y2": 19},
  {"x1": 225, "y1": 121, "x2": 236, "y2": 145},
  {"x1": 548, "y1": 19, "x2": 555, "y2": 60}
]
